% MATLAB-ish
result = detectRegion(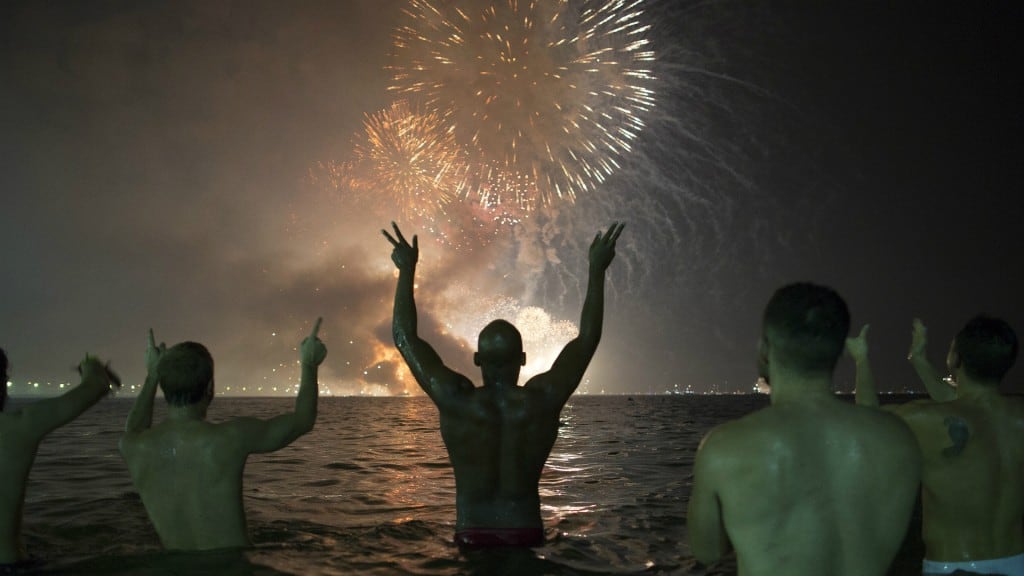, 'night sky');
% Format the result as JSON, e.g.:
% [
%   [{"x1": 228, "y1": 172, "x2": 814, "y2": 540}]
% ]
[{"x1": 2, "y1": 1, "x2": 1022, "y2": 396}]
